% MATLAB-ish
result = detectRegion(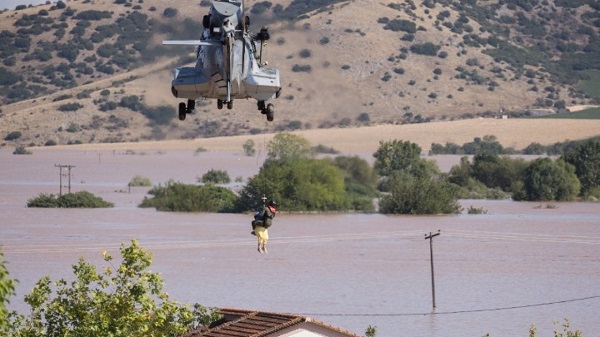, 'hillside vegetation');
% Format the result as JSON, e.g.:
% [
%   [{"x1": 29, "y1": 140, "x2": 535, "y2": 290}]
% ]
[{"x1": 0, "y1": 0, "x2": 599, "y2": 147}]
